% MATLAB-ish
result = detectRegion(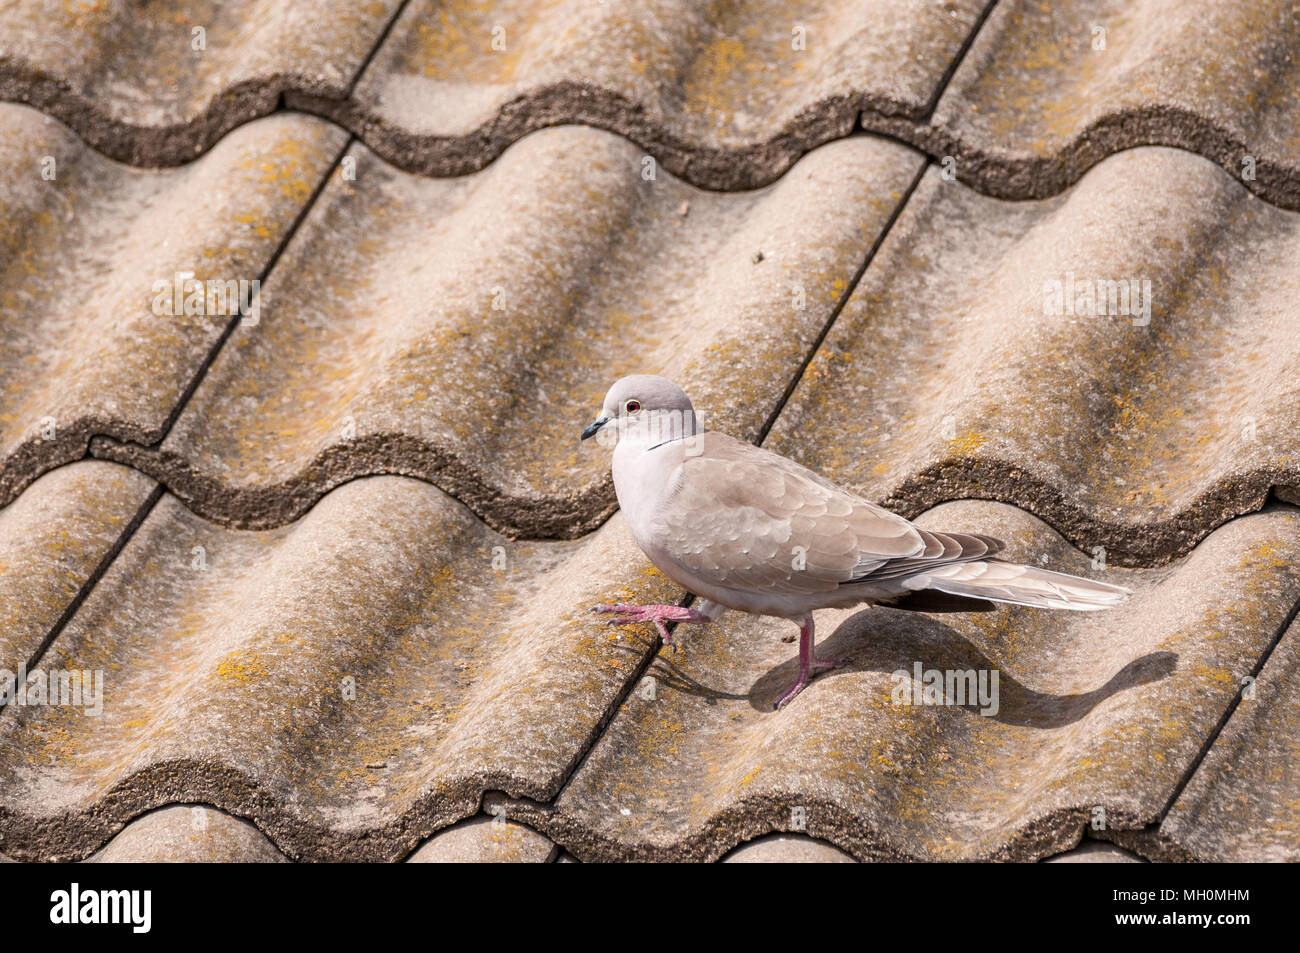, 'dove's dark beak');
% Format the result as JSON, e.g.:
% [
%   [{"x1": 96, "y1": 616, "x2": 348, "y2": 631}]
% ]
[{"x1": 581, "y1": 416, "x2": 609, "y2": 441}]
